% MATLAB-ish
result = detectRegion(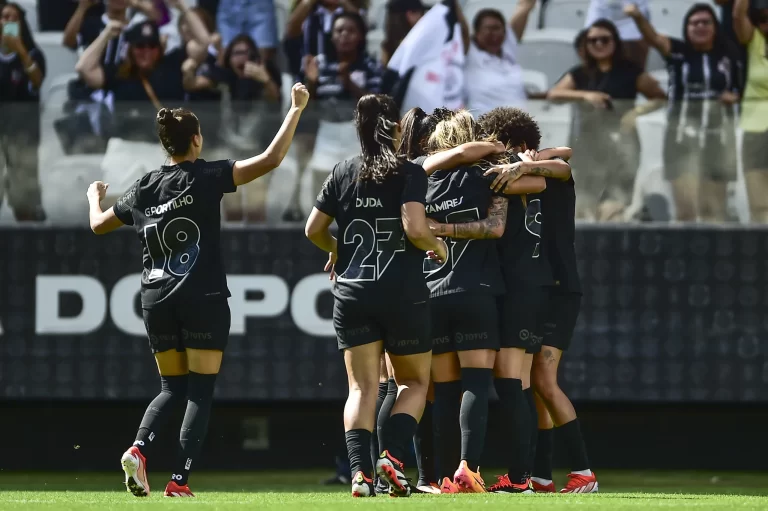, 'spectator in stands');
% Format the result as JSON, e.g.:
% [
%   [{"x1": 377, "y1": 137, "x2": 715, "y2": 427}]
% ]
[
  {"x1": 381, "y1": 0, "x2": 426, "y2": 66},
  {"x1": 76, "y1": 21, "x2": 189, "y2": 139},
  {"x1": 216, "y1": 0, "x2": 279, "y2": 62},
  {"x1": 0, "y1": 2, "x2": 46, "y2": 221},
  {"x1": 585, "y1": 0, "x2": 649, "y2": 69},
  {"x1": 626, "y1": 3, "x2": 741, "y2": 222},
  {"x1": 548, "y1": 18, "x2": 665, "y2": 221},
  {"x1": 63, "y1": 0, "x2": 161, "y2": 53},
  {"x1": 574, "y1": 28, "x2": 588, "y2": 63},
  {"x1": 282, "y1": 11, "x2": 381, "y2": 220},
  {"x1": 174, "y1": 0, "x2": 220, "y2": 61},
  {"x1": 283, "y1": 0, "x2": 368, "y2": 78},
  {"x1": 465, "y1": 1, "x2": 537, "y2": 117},
  {"x1": 733, "y1": 0, "x2": 768, "y2": 222}
]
